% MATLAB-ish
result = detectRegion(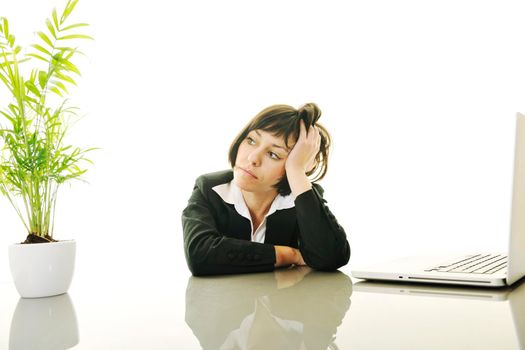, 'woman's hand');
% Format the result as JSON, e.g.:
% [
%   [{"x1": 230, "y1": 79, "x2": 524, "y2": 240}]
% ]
[
  {"x1": 274, "y1": 246, "x2": 306, "y2": 267},
  {"x1": 285, "y1": 120, "x2": 321, "y2": 197},
  {"x1": 285, "y1": 120, "x2": 321, "y2": 174}
]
